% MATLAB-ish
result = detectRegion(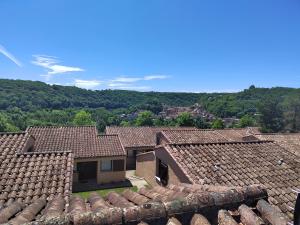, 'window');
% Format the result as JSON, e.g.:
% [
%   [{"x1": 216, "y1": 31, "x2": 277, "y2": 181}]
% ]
[
  {"x1": 101, "y1": 160, "x2": 112, "y2": 171},
  {"x1": 27, "y1": 147, "x2": 33, "y2": 152},
  {"x1": 113, "y1": 160, "x2": 125, "y2": 171}
]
